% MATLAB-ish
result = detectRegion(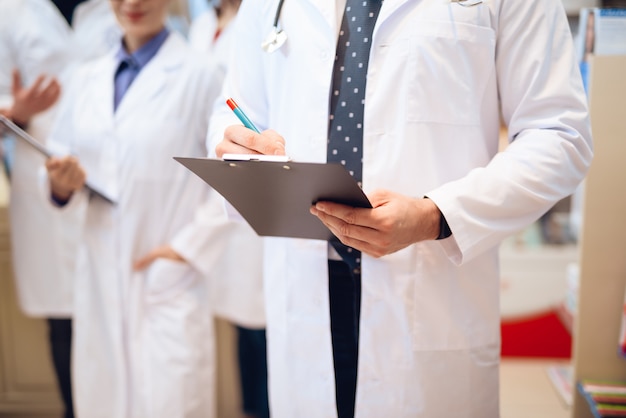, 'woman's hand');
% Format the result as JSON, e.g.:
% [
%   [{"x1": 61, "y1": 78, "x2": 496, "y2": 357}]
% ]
[
  {"x1": 45, "y1": 155, "x2": 86, "y2": 203},
  {"x1": 10, "y1": 69, "x2": 61, "y2": 126},
  {"x1": 133, "y1": 245, "x2": 185, "y2": 271}
]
